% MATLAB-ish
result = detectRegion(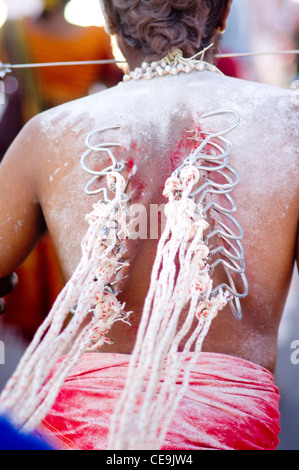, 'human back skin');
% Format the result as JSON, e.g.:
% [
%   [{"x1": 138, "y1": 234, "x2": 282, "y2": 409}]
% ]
[{"x1": 0, "y1": 69, "x2": 298, "y2": 374}]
